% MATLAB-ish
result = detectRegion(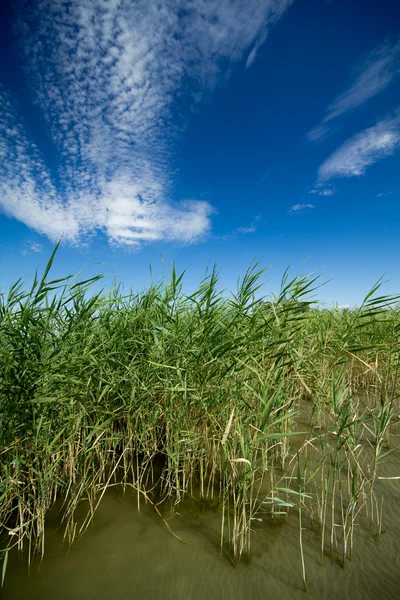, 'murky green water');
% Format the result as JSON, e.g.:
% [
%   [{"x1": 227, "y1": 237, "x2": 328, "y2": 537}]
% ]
[{"x1": 2, "y1": 446, "x2": 400, "y2": 600}]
